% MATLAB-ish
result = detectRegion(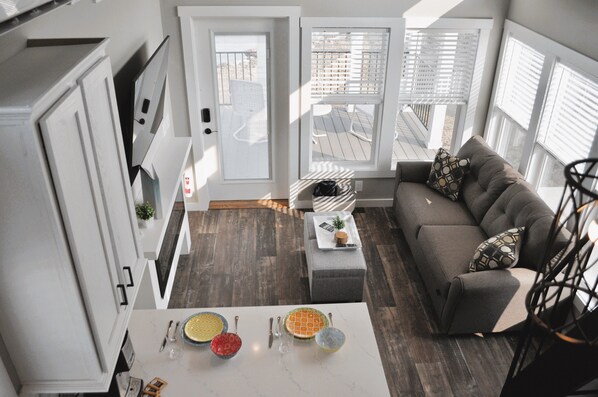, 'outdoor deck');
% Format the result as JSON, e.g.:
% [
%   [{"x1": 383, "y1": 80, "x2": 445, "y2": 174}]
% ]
[{"x1": 311, "y1": 106, "x2": 436, "y2": 163}]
